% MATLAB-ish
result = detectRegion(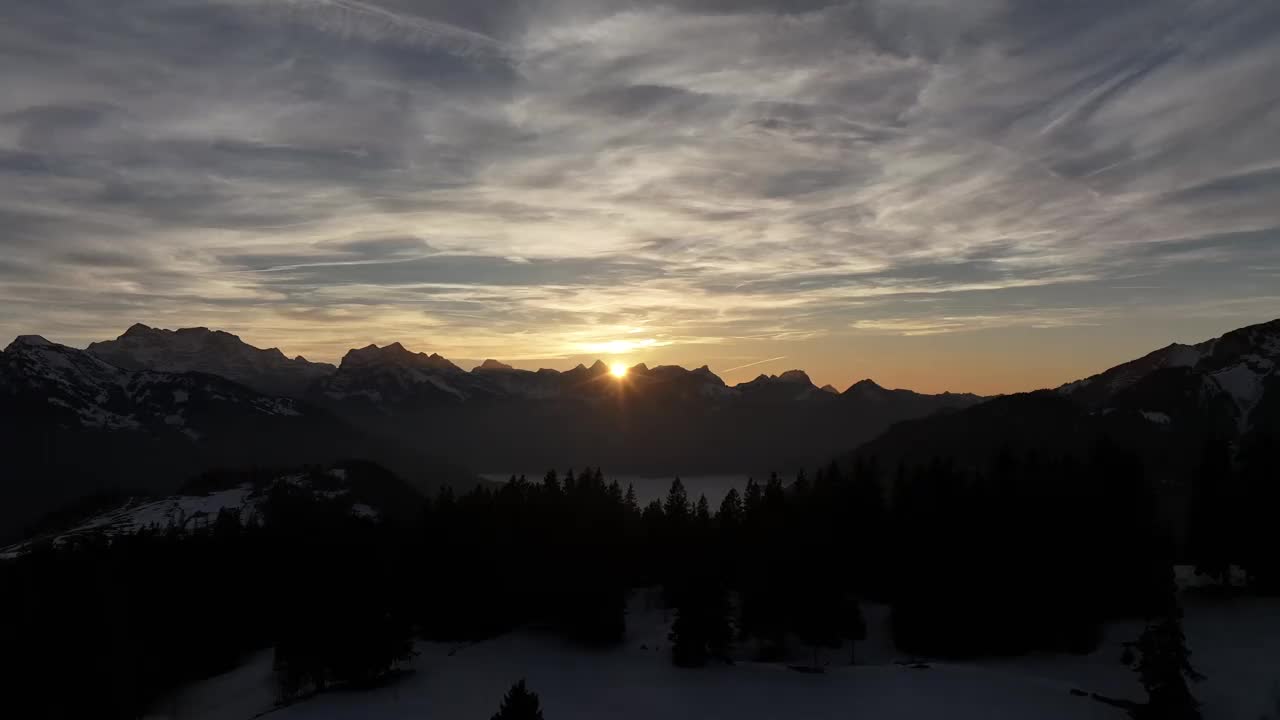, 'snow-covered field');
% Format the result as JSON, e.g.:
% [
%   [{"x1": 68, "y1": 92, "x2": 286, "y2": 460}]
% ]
[
  {"x1": 149, "y1": 586, "x2": 1280, "y2": 720},
  {"x1": 0, "y1": 469, "x2": 377, "y2": 560}
]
